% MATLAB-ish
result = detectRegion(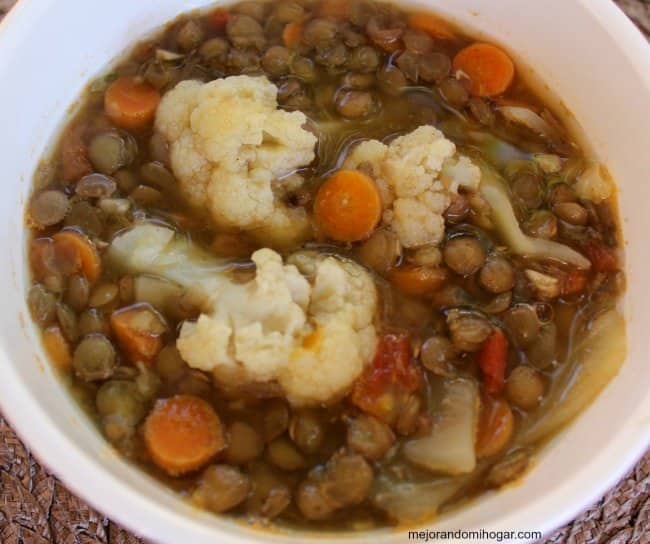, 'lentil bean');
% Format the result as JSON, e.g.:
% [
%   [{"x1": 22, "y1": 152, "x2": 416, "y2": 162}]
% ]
[
  {"x1": 347, "y1": 415, "x2": 395, "y2": 460},
  {"x1": 192, "y1": 465, "x2": 251, "y2": 513},
  {"x1": 140, "y1": 162, "x2": 175, "y2": 191},
  {"x1": 246, "y1": 461, "x2": 291, "y2": 518},
  {"x1": 225, "y1": 421, "x2": 264, "y2": 464},
  {"x1": 447, "y1": 309, "x2": 492, "y2": 352},
  {"x1": 468, "y1": 97, "x2": 494, "y2": 125},
  {"x1": 418, "y1": 52, "x2": 451, "y2": 83},
  {"x1": 335, "y1": 90, "x2": 375, "y2": 118},
  {"x1": 377, "y1": 65, "x2": 407, "y2": 95},
  {"x1": 88, "y1": 131, "x2": 137, "y2": 175},
  {"x1": 506, "y1": 366, "x2": 546, "y2": 410},
  {"x1": 76, "y1": 173, "x2": 117, "y2": 199},
  {"x1": 305, "y1": 18, "x2": 339, "y2": 47},
  {"x1": 56, "y1": 302, "x2": 78, "y2": 342},
  {"x1": 342, "y1": 27, "x2": 366, "y2": 48},
  {"x1": 262, "y1": 45, "x2": 292, "y2": 76},
  {"x1": 114, "y1": 169, "x2": 138, "y2": 193},
  {"x1": 260, "y1": 487, "x2": 291, "y2": 519},
  {"x1": 227, "y1": 48, "x2": 261, "y2": 73},
  {"x1": 290, "y1": 411, "x2": 325, "y2": 454},
  {"x1": 342, "y1": 72, "x2": 375, "y2": 90},
  {"x1": 553, "y1": 202, "x2": 589, "y2": 226},
  {"x1": 130, "y1": 185, "x2": 163, "y2": 206},
  {"x1": 273, "y1": 1, "x2": 304, "y2": 23},
  {"x1": 96, "y1": 380, "x2": 146, "y2": 442},
  {"x1": 28, "y1": 284, "x2": 57, "y2": 325},
  {"x1": 444, "y1": 193, "x2": 470, "y2": 224},
  {"x1": 420, "y1": 334, "x2": 456, "y2": 375},
  {"x1": 176, "y1": 19, "x2": 204, "y2": 52},
  {"x1": 315, "y1": 43, "x2": 348, "y2": 68},
  {"x1": 291, "y1": 56, "x2": 317, "y2": 81},
  {"x1": 267, "y1": 438, "x2": 306, "y2": 471},
  {"x1": 226, "y1": 15, "x2": 266, "y2": 50},
  {"x1": 134, "y1": 363, "x2": 161, "y2": 400},
  {"x1": 431, "y1": 284, "x2": 472, "y2": 309},
  {"x1": 396, "y1": 50, "x2": 420, "y2": 82},
  {"x1": 89, "y1": 283, "x2": 119, "y2": 308},
  {"x1": 297, "y1": 481, "x2": 336, "y2": 520},
  {"x1": 525, "y1": 210, "x2": 558, "y2": 239},
  {"x1": 78, "y1": 308, "x2": 109, "y2": 336},
  {"x1": 410, "y1": 246, "x2": 442, "y2": 267},
  {"x1": 525, "y1": 322, "x2": 557, "y2": 369},
  {"x1": 443, "y1": 236, "x2": 486, "y2": 276},
  {"x1": 199, "y1": 37, "x2": 230, "y2": 64},
  {"x1": 395, "y1": 394, "x2": 421, "y2": 436},
  {"x1": 503, "y1": 304, "x2": 540, "y2": 347},
  {"x1": 263, "y1": 400, "x2": 289, "y2": 441},
  {"x1": 234, "y1": 1, "x2": 267, "y2": 21},
  {"x1": 176, "y1": 370, "x2": 212, "y2": 398},
  {"x1": 439, "y1": 77, "x2": 469, "y2": 108},
  {"x1": 155, "y1": 344, "x2": 188, "y2": 383},
  {"x1": 402, "y1": 28, "x2": 434, "y2": 54},
  {"x1": 483, "y1": 290, "x2": 513, "y2": 314},
  {"x1": 348, "y1": 46, "x2": 380, "y2": 73},
  {"x1": 547, "y1": 183, "x2": 576, "y2": 206},
  {"x1": 512, "y1": 173, "x2": 542, "y2": 209},
  {"x1": 64, "y1": 201, "x2": 104, "y2": 238},
  {"x1": 73, "y1": 333, "x2": 116, "y2": 381},
  {"x1": 479, "y1": 256, "x2": 515, "y2": 294},
  {"x1": 320, "y1": 451, "x2": 373, "y2": 507},
  {"x1": 29, "y1": 190, "x2": 69, "y2": 228},
  {"x1": 486, "y1": 450, "x2": 530, "y2": 488}
]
